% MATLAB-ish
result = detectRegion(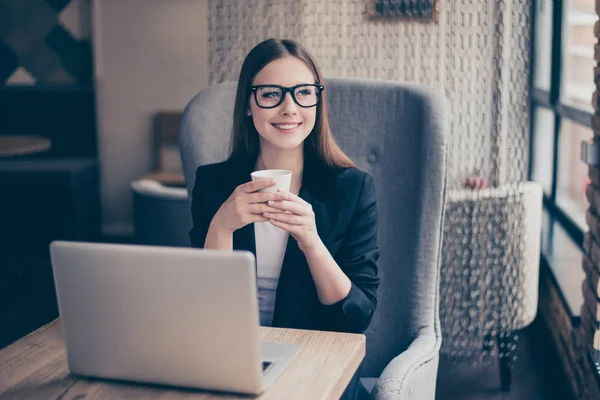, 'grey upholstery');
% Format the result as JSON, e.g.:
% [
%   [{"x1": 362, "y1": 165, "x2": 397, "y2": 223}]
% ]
[
  {"x1": 131, "y1": 179, "x2": 192, "y2": 247},
  {"x1": 179, "y1": 78, "x2": 448, "y2": 399}
]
